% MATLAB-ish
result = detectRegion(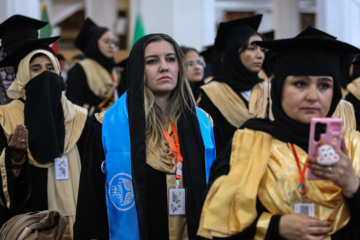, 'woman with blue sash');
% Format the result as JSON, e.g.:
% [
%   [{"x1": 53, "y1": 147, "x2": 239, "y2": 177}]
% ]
[{"x1": 74, "y1": 34, "x2": 216, "y2": 240}]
